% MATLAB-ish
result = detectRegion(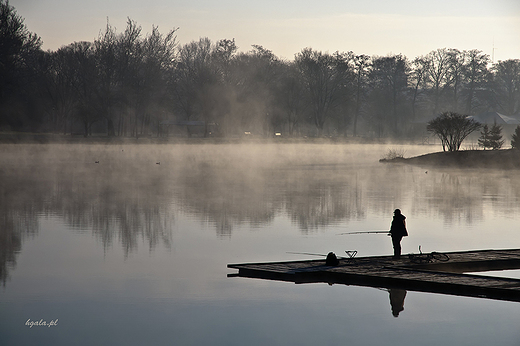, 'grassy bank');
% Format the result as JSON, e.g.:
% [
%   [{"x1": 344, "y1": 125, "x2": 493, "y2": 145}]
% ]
[{"x1": 381, "y1": 149, "x2": 520, "y2": 169}]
